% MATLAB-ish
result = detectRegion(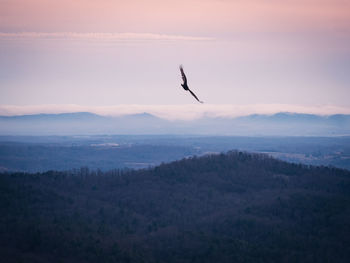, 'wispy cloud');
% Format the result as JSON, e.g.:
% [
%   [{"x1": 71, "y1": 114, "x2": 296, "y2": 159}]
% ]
[
  {"x1": 0, "y1": 32, "x2": 214, "y2": 42},
  {"x1": 0, "y1": 104, "x2": 349, "y2": 120}
]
